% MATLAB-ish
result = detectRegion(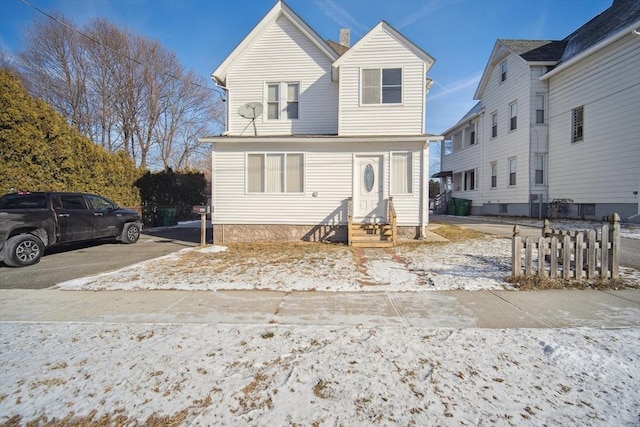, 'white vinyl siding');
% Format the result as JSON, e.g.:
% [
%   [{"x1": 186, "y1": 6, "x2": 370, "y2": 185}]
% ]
[
  {"x1": 213, "y1": 140, "x2": 424, "y2": 226},
  {"x1": 225, "y1": 16, "x2": 337, "y2": 135},
  {"x1": 338, "y1": 27, "x2": 426, "y2": 135},
  {"x1": 548, "y1": 33, "x2": 640, "y2": 205}
]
